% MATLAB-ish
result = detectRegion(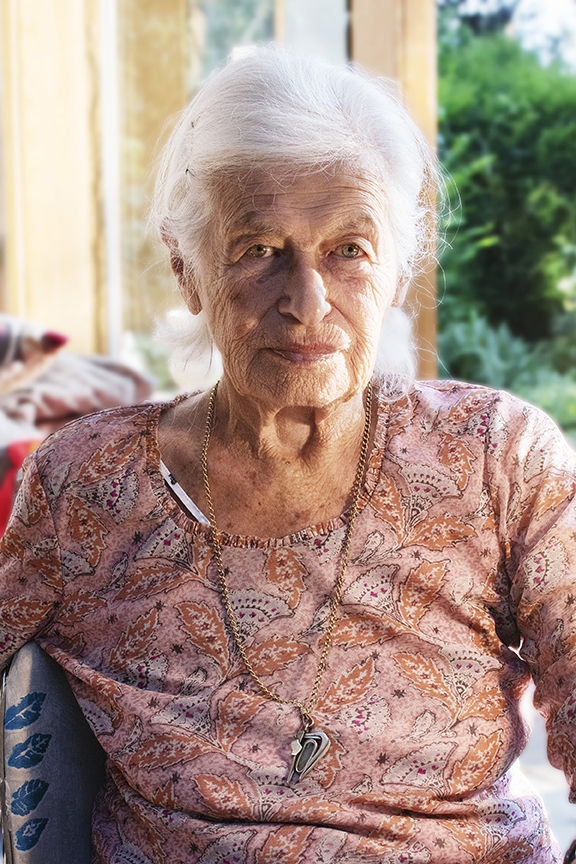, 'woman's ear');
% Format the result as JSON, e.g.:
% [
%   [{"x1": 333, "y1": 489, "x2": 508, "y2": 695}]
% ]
[
  {"x1": 161, "y1": 227, "x2": 202, "y2": 315},
  {"x1": 392, "y1": 276, "x2": 408, "y2": 309},
  {"x1": 185, "y1": 285, "x2": 202, "y2": 316}
]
